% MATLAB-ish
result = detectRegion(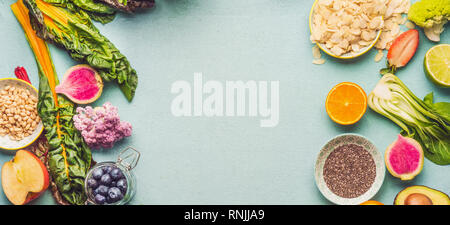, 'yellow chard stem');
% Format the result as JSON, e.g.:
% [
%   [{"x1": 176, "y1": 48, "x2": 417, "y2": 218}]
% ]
[{"x1": 11, "y1": 0, "x2": 70, "y2": 181}]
